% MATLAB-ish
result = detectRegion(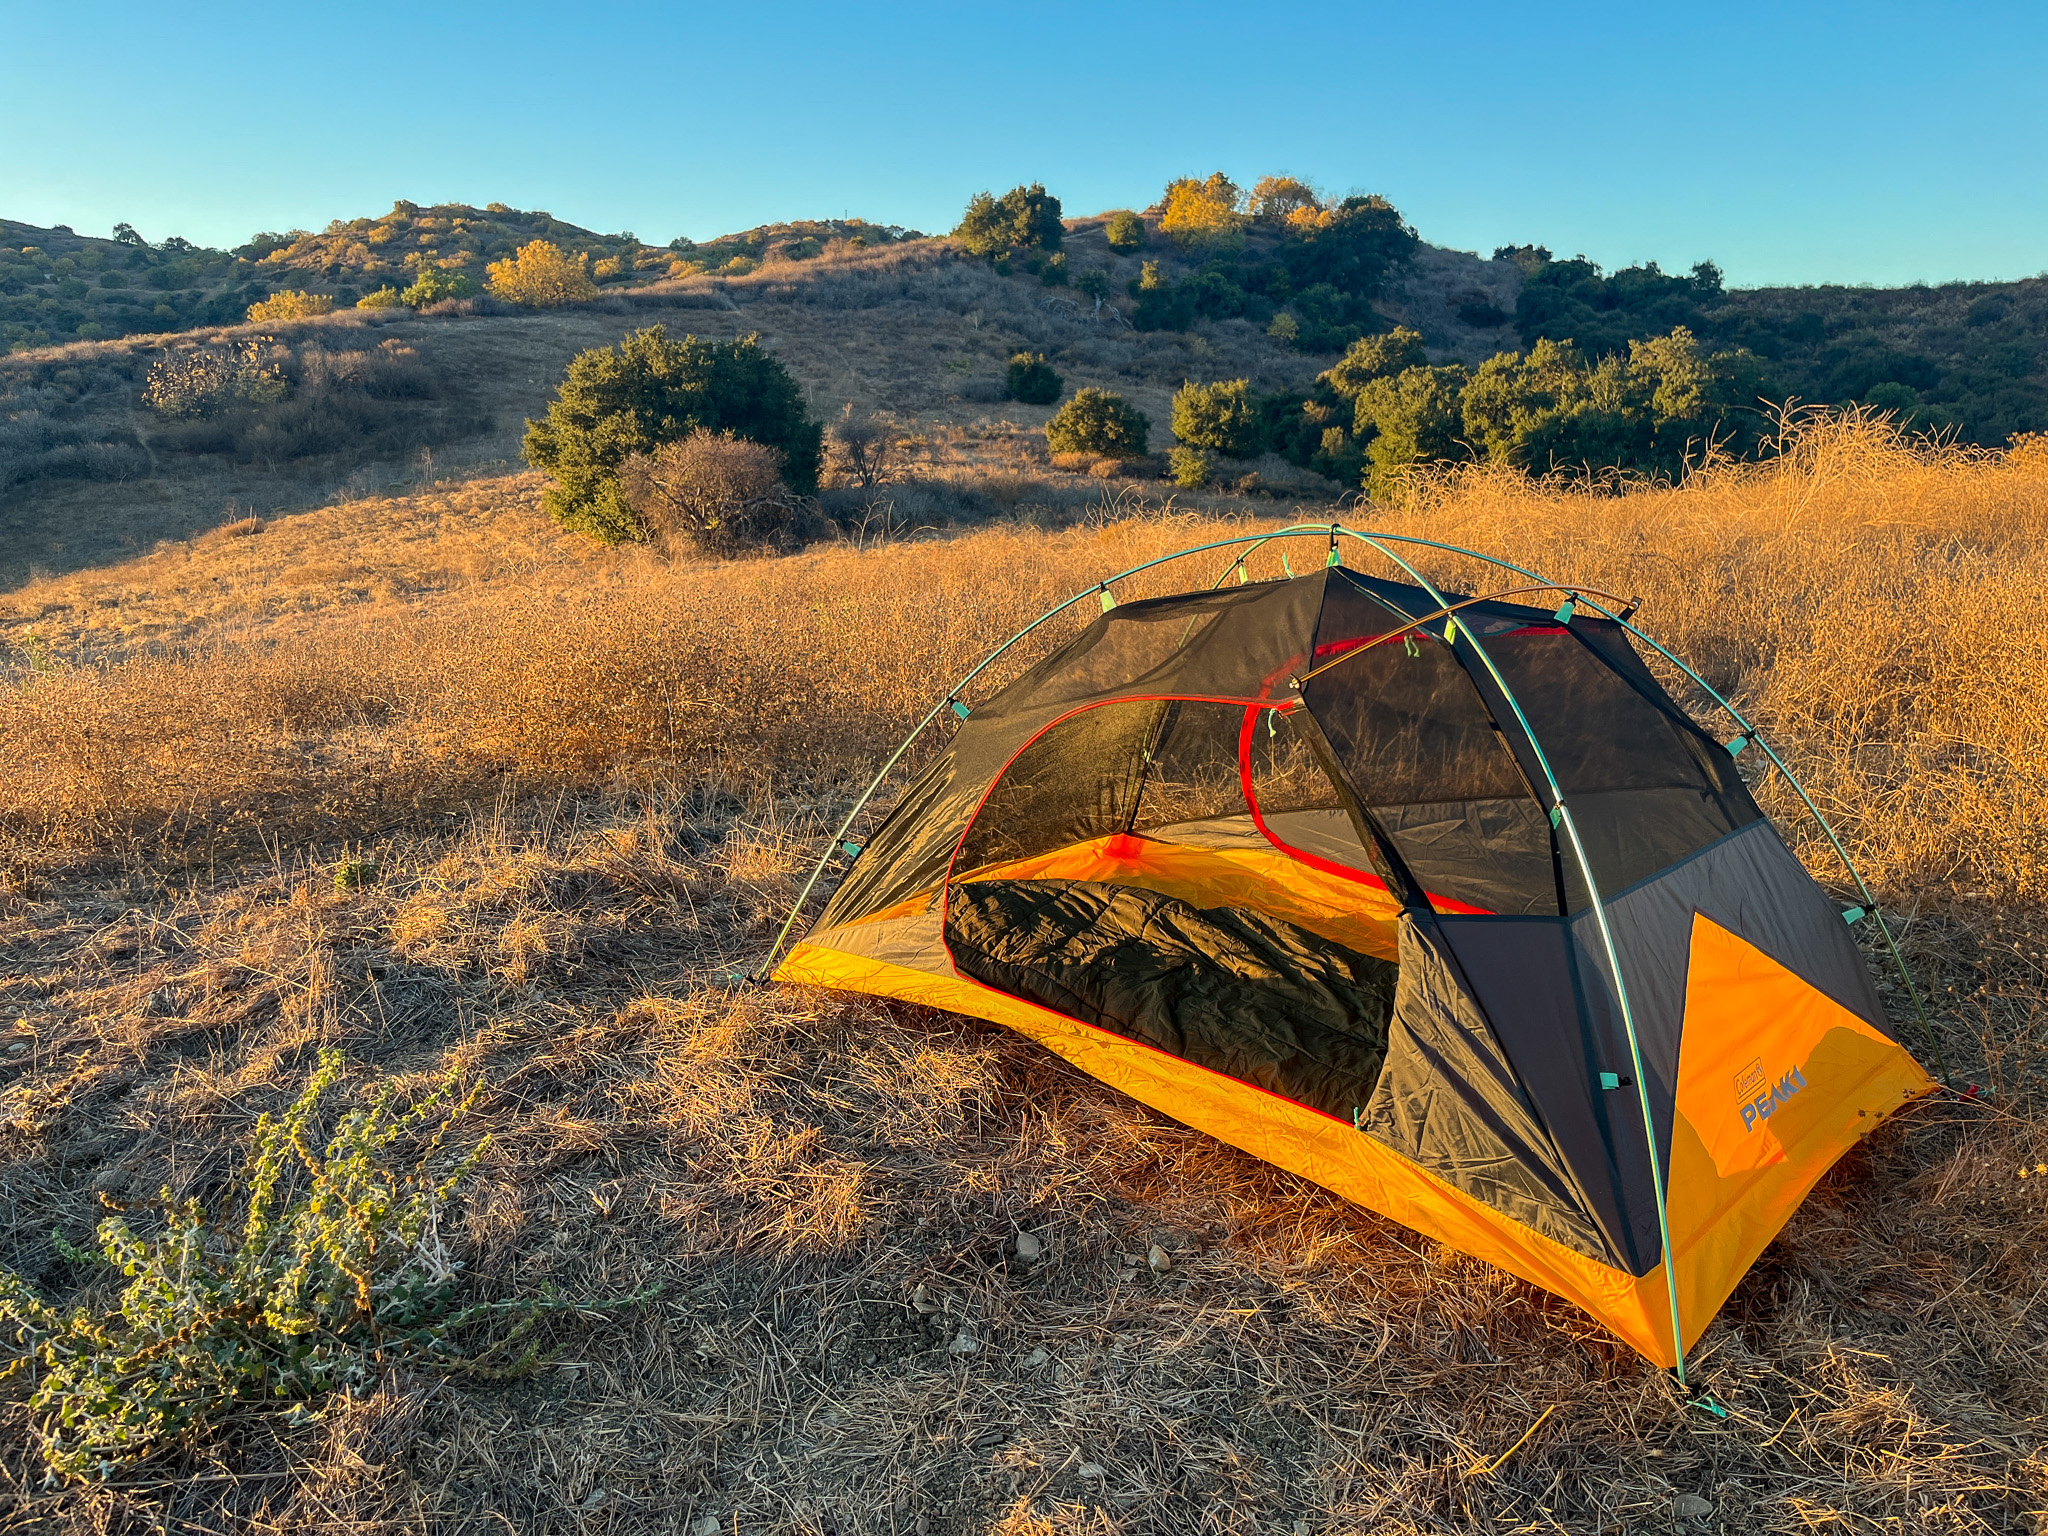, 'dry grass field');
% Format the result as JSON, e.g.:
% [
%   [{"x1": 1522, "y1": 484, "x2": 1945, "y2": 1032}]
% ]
[{"x1": 1, "y1": 391, "x2": 2046, "y2": 1530}]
